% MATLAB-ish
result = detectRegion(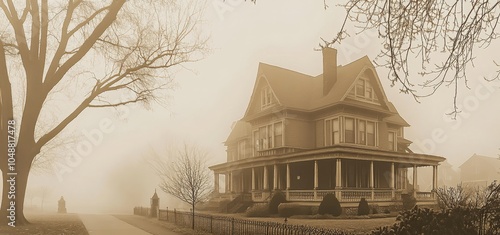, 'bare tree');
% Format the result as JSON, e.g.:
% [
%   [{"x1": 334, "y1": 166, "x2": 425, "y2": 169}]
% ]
[
  {"x1": 435, "y1": 183, "x2": 471, "y2": 209},
  {"x1": 151, "y1": 144, "x2": 212, "y2": 230},
  {"x1": 321, "y1": 0, "x2": 500, "y2": 116},
  {"x1": 0, "y1": 0, "x2": 206, "y2": 225}
]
